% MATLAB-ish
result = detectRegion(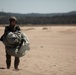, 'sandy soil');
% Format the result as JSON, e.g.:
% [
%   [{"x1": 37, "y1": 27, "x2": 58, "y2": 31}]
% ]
[{"x1": 0, "y1": 25, "x2": 76, "y2": 75}]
